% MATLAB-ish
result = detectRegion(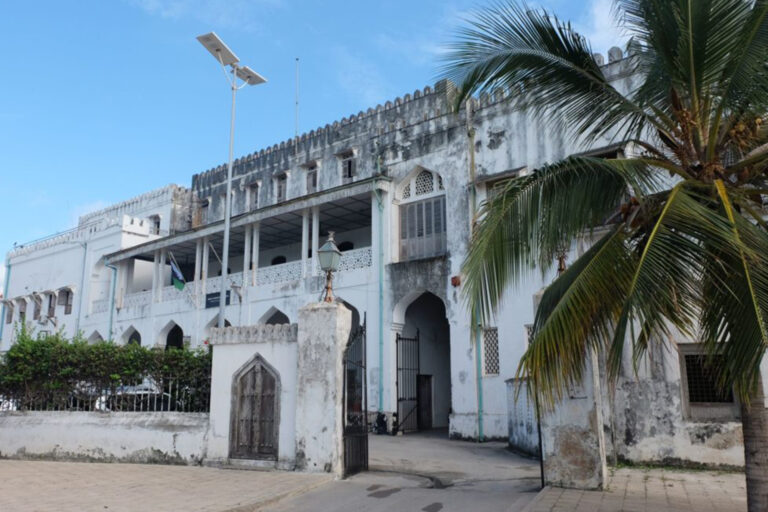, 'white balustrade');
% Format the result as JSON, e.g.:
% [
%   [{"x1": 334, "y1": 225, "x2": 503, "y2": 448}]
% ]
[
  {"x1": 122, "y1": 290, "x2": 152, "y2": 308},
  {"x1": 257, "y1": 260, "x2": 304, "y2": 285}
]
